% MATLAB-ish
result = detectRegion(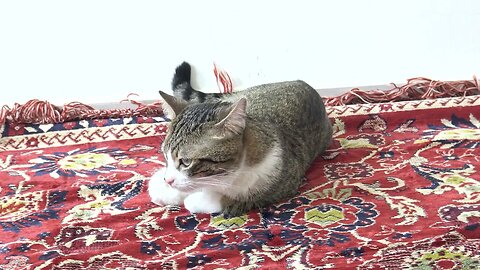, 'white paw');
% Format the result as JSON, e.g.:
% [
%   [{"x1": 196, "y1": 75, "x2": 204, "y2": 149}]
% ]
[
  {"x1": 148, "y1": 168, "x2": 186, "y2": 206},
  {"x1": 184, "y1": 190, "x2": 223, "y2": 214}
]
